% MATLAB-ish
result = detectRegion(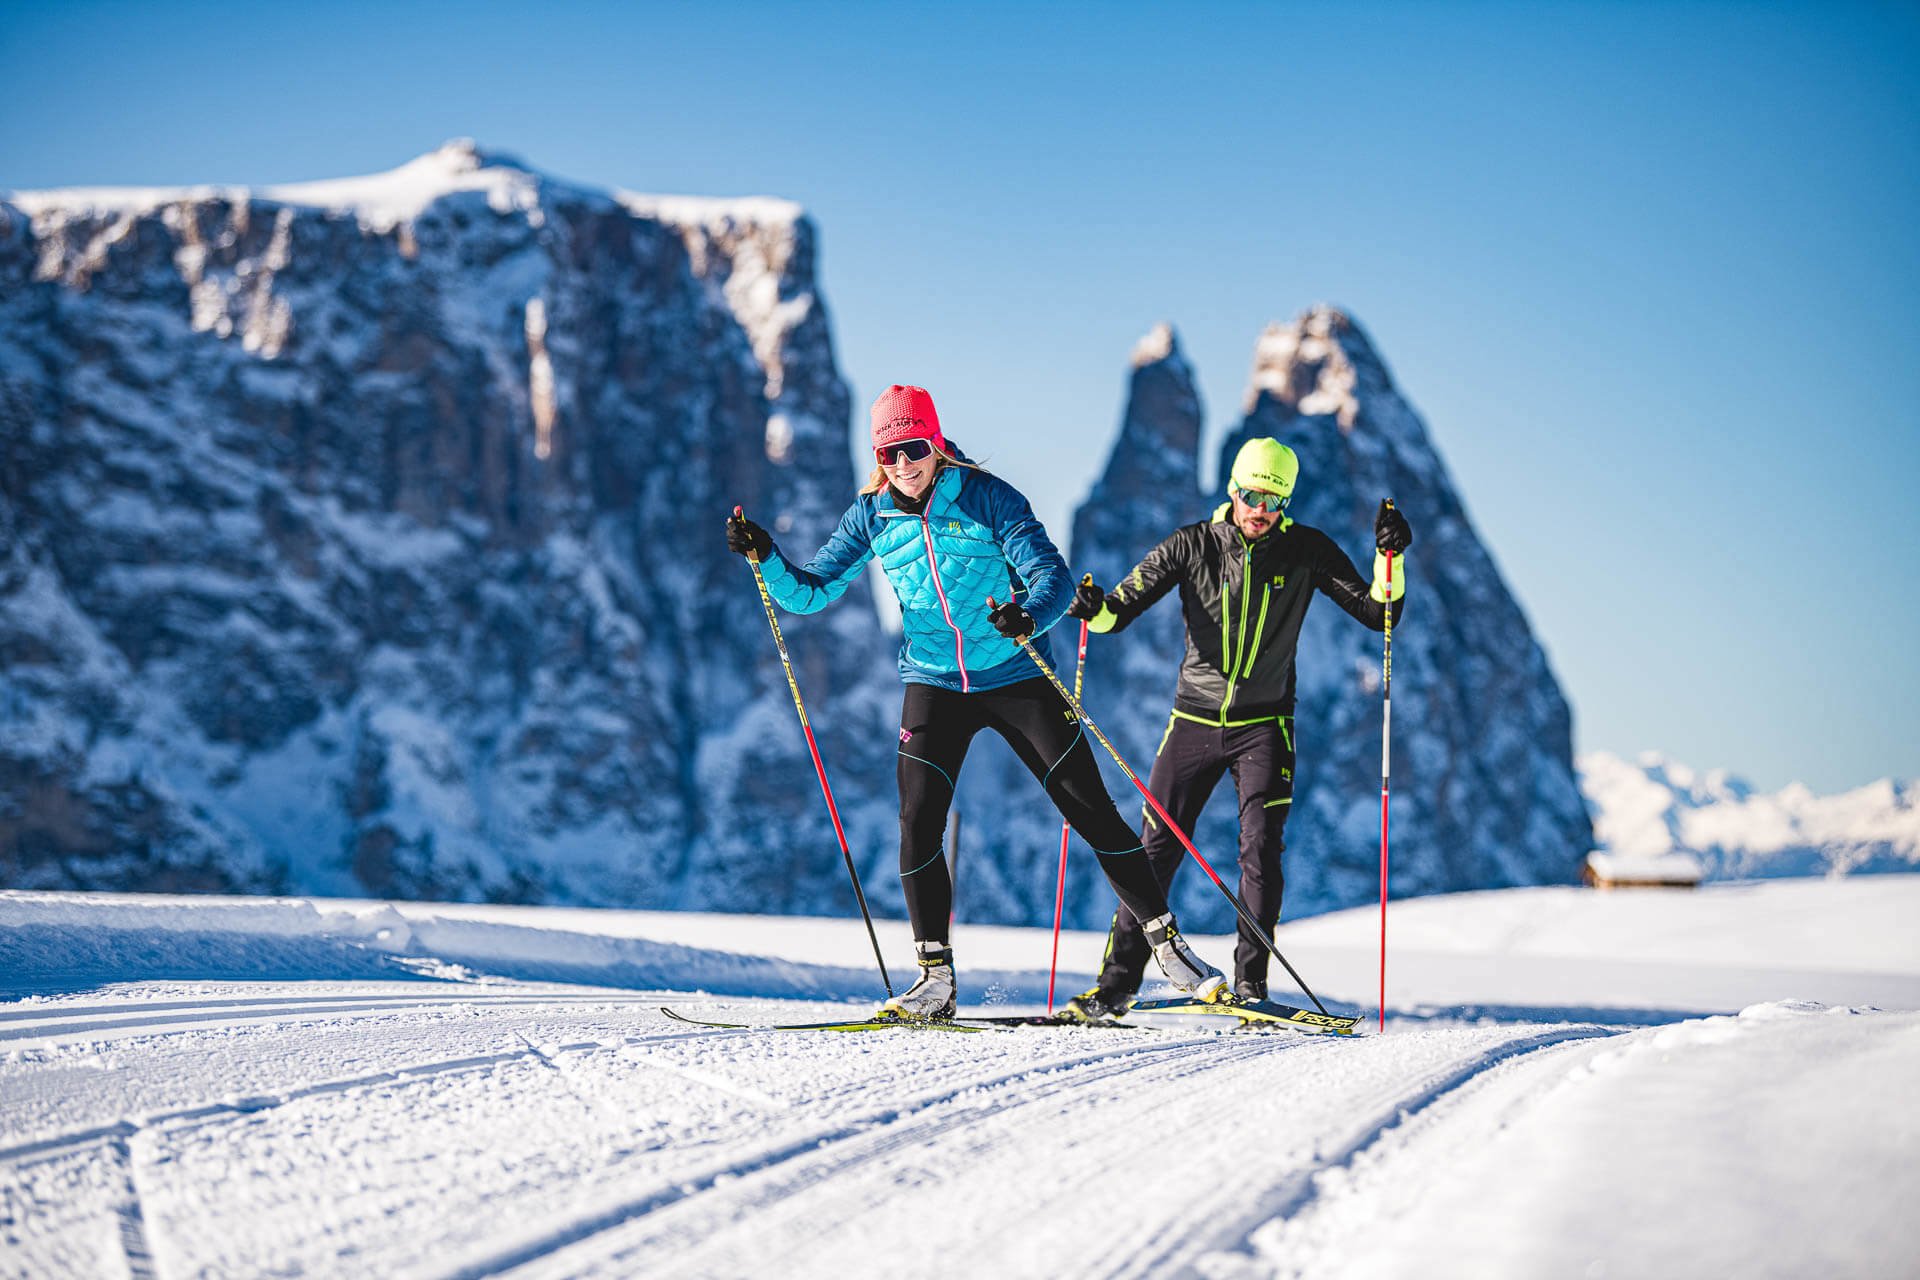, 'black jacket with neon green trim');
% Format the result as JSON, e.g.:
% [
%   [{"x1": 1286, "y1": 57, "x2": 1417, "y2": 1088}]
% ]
[{"x1": 1093, "y1": 509, "x2": 1406, "y2": 722}]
